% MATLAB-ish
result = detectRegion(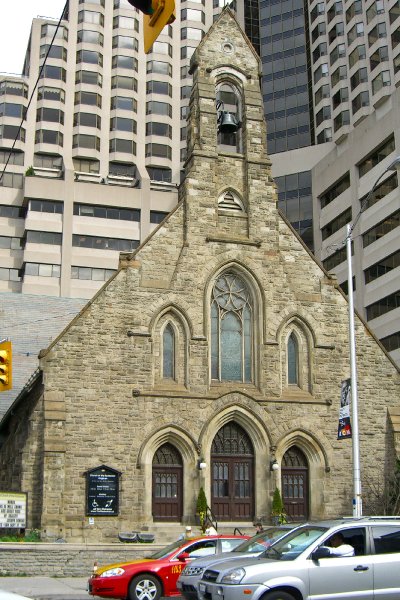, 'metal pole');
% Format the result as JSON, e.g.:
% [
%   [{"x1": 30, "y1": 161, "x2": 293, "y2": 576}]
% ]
[{"x1": 346, "y1": 224, "x2": 362, "y2": 517}]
